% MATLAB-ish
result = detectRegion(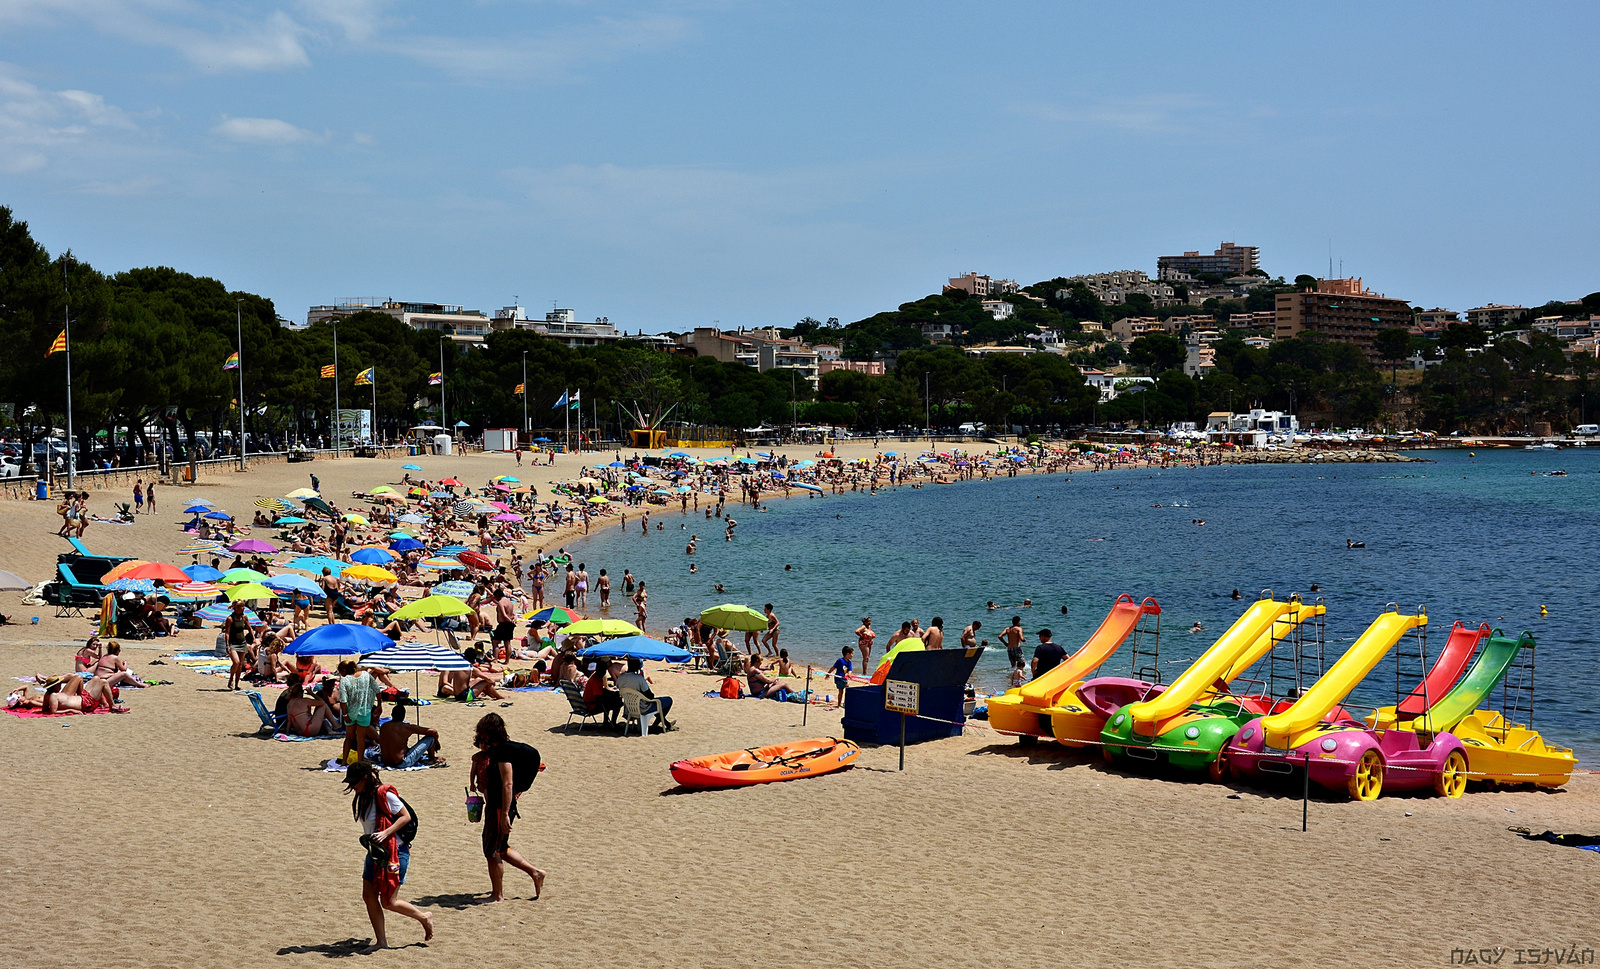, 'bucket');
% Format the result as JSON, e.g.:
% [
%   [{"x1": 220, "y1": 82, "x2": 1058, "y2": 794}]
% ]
[{"x1": 465, "y1": 794, "x2": 483, "y2": 823}]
